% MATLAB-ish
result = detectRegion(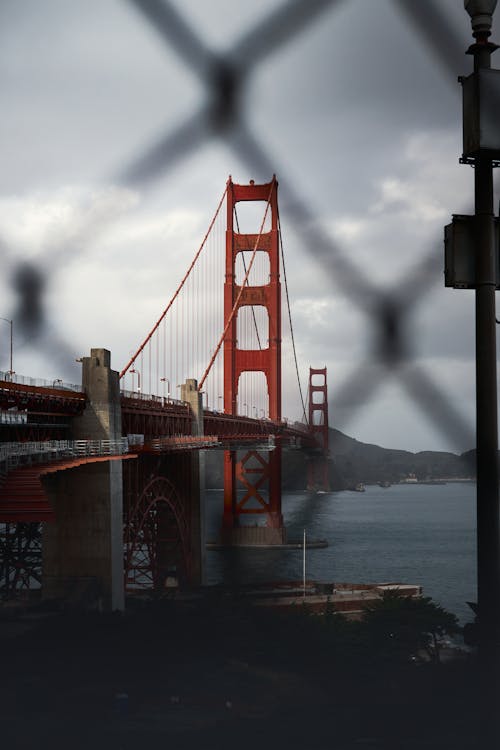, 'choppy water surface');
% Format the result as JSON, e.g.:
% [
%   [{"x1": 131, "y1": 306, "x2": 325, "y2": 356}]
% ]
[{"x1": 204, "y1": 483, "x2": 476, "y2": 623}]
